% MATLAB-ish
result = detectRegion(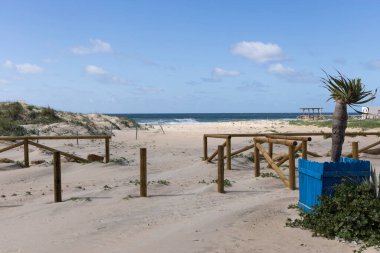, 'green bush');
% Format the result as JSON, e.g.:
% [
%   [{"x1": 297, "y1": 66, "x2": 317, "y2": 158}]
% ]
[
  {"x1": 0, "y1": 119, "x2": 27, "y2": 136},
  {"x1": 41, "y1": 106, "x2": 58, "y2": 118},
  {"x1": 4, "y1": 102, "x2": 24, "y2": 120},
  {"x1": 287, "y1": 181, "x2": 380, "y2": 252}
]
